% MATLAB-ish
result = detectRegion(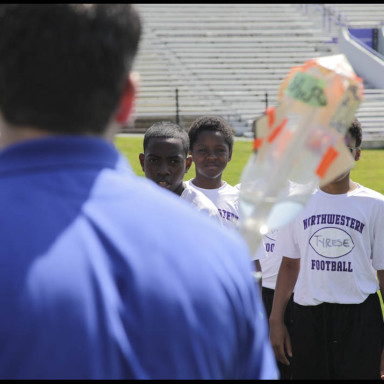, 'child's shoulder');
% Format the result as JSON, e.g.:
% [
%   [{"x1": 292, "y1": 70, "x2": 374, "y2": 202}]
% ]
[
  {"x1": 354, "y1": 183, "x2": 384, "y2": 202},
  {"x1": 220, "y1": 181, "x2": 240, "y2": 196}
]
